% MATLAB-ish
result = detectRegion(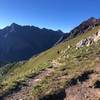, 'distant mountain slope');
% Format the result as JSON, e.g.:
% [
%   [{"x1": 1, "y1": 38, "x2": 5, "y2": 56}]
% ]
[{"x1": 0, "y1": 23, "x2": 64, "y2": 63}]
